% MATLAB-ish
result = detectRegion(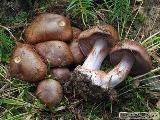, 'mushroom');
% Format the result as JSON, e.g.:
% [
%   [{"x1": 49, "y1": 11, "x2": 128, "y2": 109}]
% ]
[
  {"x1": 70, "y1": 24, "x2": 119, "y2": 99},
  {"x1": 10, "y1": 43, "x2": 47, "y2": 82},
  {"x1": 71, "y1": 40, "x2": 152, "y2": 99},
  {"x1": 110, "y1": 40, "x2": 152, "y2": 75},
  {"x1": 78, "y1": 24, "x2": 119, "y2": 70},
  {"x1": 0, "y1": 24, "x2": 47, "y2": 82},
  {"x1": 24, "y1": 13, "x2": 73, "y2": 44},
  {"x1": 35, "y1": 41, "x2": 73, "y2": 67},
  {"x1": 36, "y1": 79, "x2": 63, "y2": 107},
  {"x1": 70, "y1": 27, "x2": 85, "y2": 65},
  {"x1": 51, "y1": 68, "x2": 71, "y2": 84},
  {"x1": 72, "y1": 27, "x2": 82, "y2": 39}
]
